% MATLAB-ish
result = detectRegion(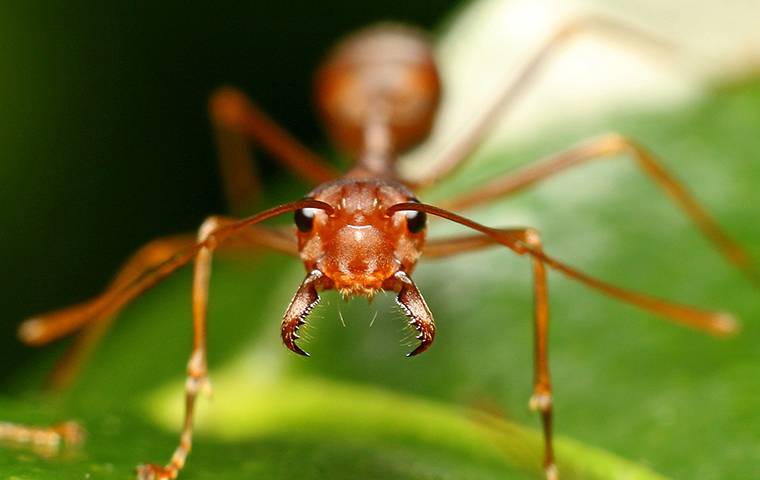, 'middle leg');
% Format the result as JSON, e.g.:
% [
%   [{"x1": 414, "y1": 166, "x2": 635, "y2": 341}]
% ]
[{"x1": 20, "y1": 224, "x2": 296, "y2": 392}]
